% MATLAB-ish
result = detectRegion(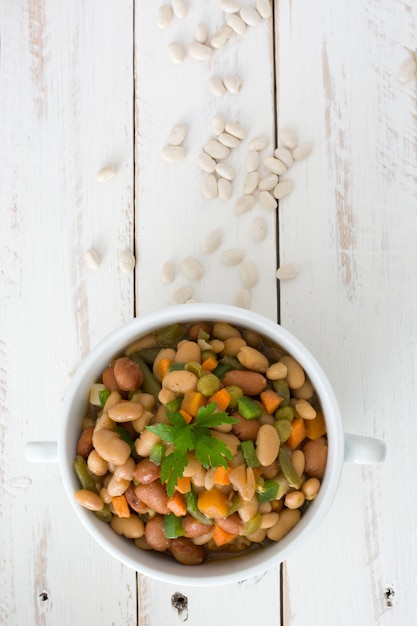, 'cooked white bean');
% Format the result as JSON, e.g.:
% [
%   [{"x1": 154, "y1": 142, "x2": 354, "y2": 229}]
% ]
[
  {"x1": 157, "y1": 5, "x2": 173, "y2": 28},
  {"x1": 171, "y1": 285, "x2": 193, "y2": 304},
  {"x1": 274, "y1": 146, "x2": 293, "y2": 167},
  {"x1": 195, "y1": 22, "x2": 209, "y2": 44},
  {"x1": 189, "y1": 42, "x2": 213, "y2": 61},
  {"x1": 252, "y1": 216, "x2": 267, "y2": 241},
  {"x1": 266, "y1": 361, "x2": 288, "y2": 380},
  {"x1": 276, "y1": 263, "x2": 299, "y2": 280},
  {"x1": 111, "y1": 515, "x2": 144, "y2": 539},
  {"x1": 240, "y1": 7, "x2": 262, "y2": 26},
  {"x1": 96, "y1": 165, "x2": 117, "y2": 183},
  {"x1": 294, "y1": 398, "x2": 316, "y2": 420},
  {"x1": 74, "y1": 490, "x2": 104, "y2": 511},
  {"x1": 220, "y1": 248, "x2": 244, "y2": 265},
  {"x1": 258, "y1": 173, "x2": 278, "y2": 191},
  {"x1": 284, "y1": 490, "x2": 305, "y2": 509},
  {"x1": 238, "y1": 345, "x2": 269, "y2": 372},
  {"x1": 161, "y1": 145, "x2": 186, "y2": 162},
  {"x1": 202, "y1": 173, "x2": 218, "y2": 199},
  {"x1": 273, "y1": 179, "x2": 294, "y2": 199},
  {"x1": 211, "y1": 25, "x2": 233, "y2": 48},
  {"x1": 256, "y1": 424, "x2": 280, "y2": 466},
  {"x1": 256, "y1": 0, "x2": 272, "y2": 19},
  {"x1": 238, "y1": 260, "x2": 259, "y2": 288},
  {"x1": 108, "y1": 401, "x2": 144, "y2": 423},
  {"x1": 227, "y1": 14, "x2": 247, "y2": 35},
  {"x1": 168, "y1": 41, "x2": 186, "y2": 64},
  {"x1": 202, "y1": 228, "x2": 222, "y2": 253},
  {"x1": 302, "y1": 477, "x2": 321, "y2": 500},
  {"x1": 218, "y1": 132, "x2": 240, "y2": 148},
  {"x1": 267, "y1": 509, "x2": 301, "y2": 541},
  {"x1": 263, "y1": 156, "x2": 287, "y2": 175},
  {"x1": 243, "y1": 171, "x2": 260, "y2": 194},
  {"x1": 85, "y1": 248, "x2": 101, "y2": 269},
  {"x1": 223, "y1": 75, "x2": 242, "y2": 93},
  {"x1": 87, "y1": 450, "x2": 108, "y2": 476},
  {"x1": 211, "y1": 114, "x2": 226, "y2": 135},
  {"x1": 279, "y1": 355, "x2": 305, "y2": 389},
  {"x1": 398, "y1": 57, "x2": 417, "y2": 82},
  {"x1": 161, "y1": 259, "x2": 176, "y2": 284},
  {"x1": 279, "y1": 128, "x2": 298, "y2": 149},
  {"x1": 261, "y1": 512, "x2": 280, "y2": 529},
  {"x1": 290, "y1": 449, "x2": 305, "y2": 477},
  {"x1": 92, "y1": 429, "x2": 131, "y2": 466},
  {"x1": 218, "y1": 178, "x2": 233, "y2": 200},
  {"x1": 224, "y1": 121, "x2": 247, "y2": 139},
  {"x1": 118, "y1": 250, "x2": 136, "y2": 273},
  {"x1": 234, "y1": 194, "x2": 256, "y2": 214},
  {"x1": 197, "y1": 151, "x2": 216, "y2": 173},
  {"x1": 167, "y1": 123, "x2": 188, "y2": 146},
  {"x1": 215, "y1": 161, "x2": 235, "y2": 180},
  {"x1": 208, "y1": 75, "x2": 227, "y2": 96},
  {"x1": 292, "y1": 143, "x2": 312, "y2": 161},
  {"x1": 259, "y1": 190, "x2": 277, "y2": 210},
  {"x1": 246, "y1": 150, "x2": 260, "y2": 172},
  {"x1": 203, "y1": 140, "x2": 230, "y2": 160}
]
